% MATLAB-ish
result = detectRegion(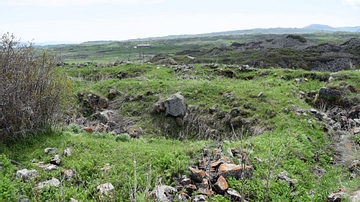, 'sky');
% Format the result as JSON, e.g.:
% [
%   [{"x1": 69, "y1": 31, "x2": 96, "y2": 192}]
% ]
[{"x1": 0, "y1": 0, "x2": 360, "y2": 44}]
